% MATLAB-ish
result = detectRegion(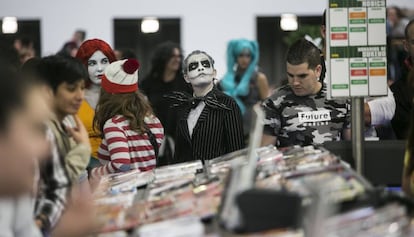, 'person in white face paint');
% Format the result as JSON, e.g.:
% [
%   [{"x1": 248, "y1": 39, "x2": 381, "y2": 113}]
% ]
[
  {"x1": 75, "y1": 39, "x2": 116, "y2": 165},
  {"x1": 171, "y1": 50, "x2": 244, "y2": 164},
  {"x1": 261, "y1": 39, "x2": 351, "y2": 147}
]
